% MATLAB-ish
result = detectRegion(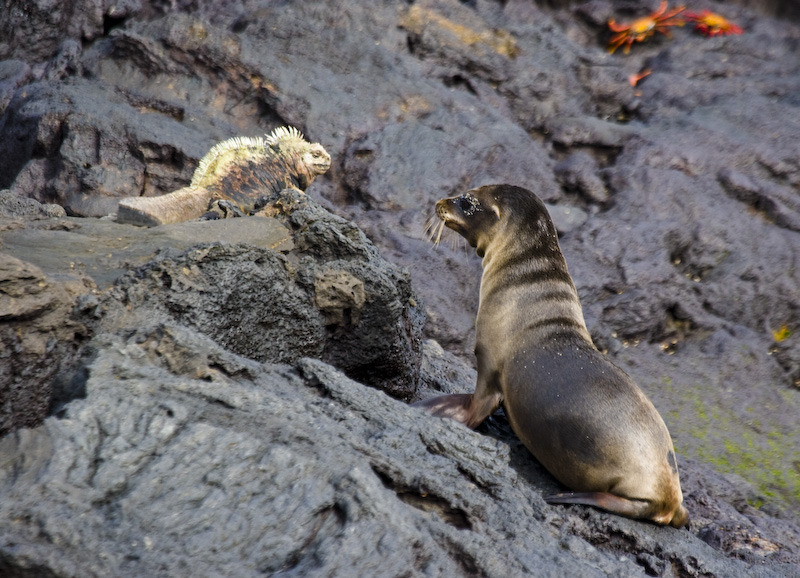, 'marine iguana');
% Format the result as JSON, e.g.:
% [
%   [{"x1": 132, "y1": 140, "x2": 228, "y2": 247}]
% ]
[{"x1": 117, "y1": 126, "x2": 331, "y2": 226}]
